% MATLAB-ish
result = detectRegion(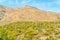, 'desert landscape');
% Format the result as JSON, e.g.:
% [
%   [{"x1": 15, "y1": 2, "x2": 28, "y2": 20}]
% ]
[
  {"x1": 0, "y1": 5, "x2": 60, "y2": 40},
  {"x1": 0, "y1": 5, "x2": 60, "y2": 25}
]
